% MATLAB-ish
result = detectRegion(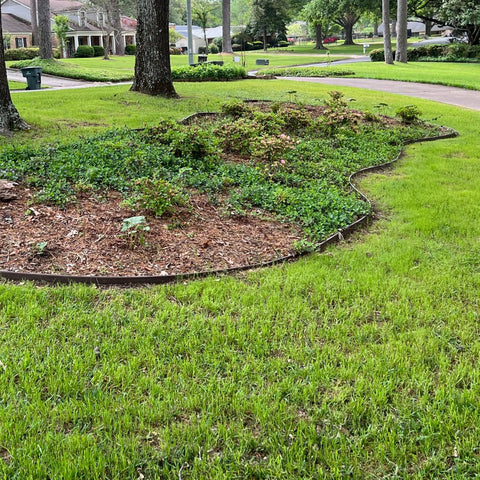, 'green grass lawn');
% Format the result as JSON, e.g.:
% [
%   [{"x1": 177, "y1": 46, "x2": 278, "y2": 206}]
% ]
[
  {"x1": 8, "y1": 80, "x2": 27, "y2": 90},
  {"x1": 1, "y1": 77, "x2": 480, "y2": 478}
]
